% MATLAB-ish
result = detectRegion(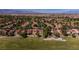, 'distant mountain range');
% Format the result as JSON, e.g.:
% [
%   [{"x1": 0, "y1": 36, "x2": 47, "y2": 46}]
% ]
[
  {"x1": 0, "y1": 9, "x2": 36, "y2": 14},
  {"x1": 0, "y1": 9, "x2": 79, "y2": 14}
]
